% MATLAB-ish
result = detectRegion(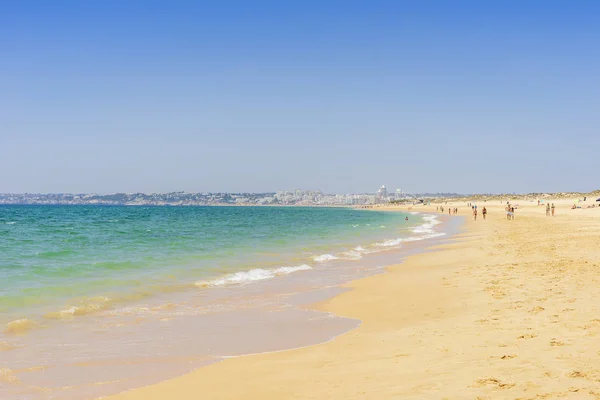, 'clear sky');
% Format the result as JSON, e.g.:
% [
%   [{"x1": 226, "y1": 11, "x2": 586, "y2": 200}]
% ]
[{"x1": 2, "y1": 1, "x2": 599, "y2": 194}]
